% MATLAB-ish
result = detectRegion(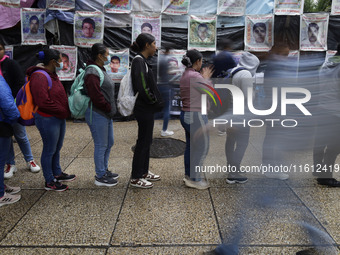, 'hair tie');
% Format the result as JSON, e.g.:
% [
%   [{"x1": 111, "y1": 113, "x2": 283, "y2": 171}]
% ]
[
  {"x1": 182, "y1": 55, "x2": 192, "y2": 67},
  {"x1": 38, "y1": 51, "x2": 45, "y2": 60}
]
